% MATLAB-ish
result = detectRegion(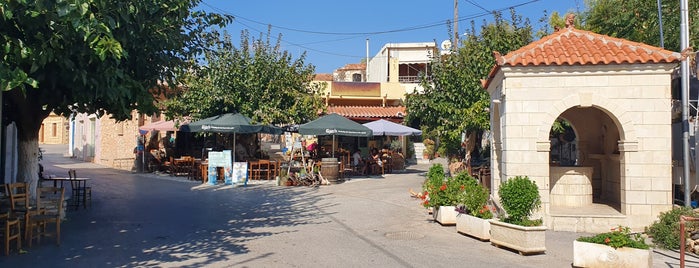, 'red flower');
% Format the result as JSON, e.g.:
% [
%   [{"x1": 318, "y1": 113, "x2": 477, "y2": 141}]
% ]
[
  {"x1": 604, "y1": 237, "x2": 611, "y2": 244},
  {"x1": 460, "y1": 185, "x2": 465, "y2": 190},
  {"x1": 422, "y1": 200, "x2": 429, "y2": 206},
  {"x1": 439, "y1": 184, "x2": 447, "y2": 191}
]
